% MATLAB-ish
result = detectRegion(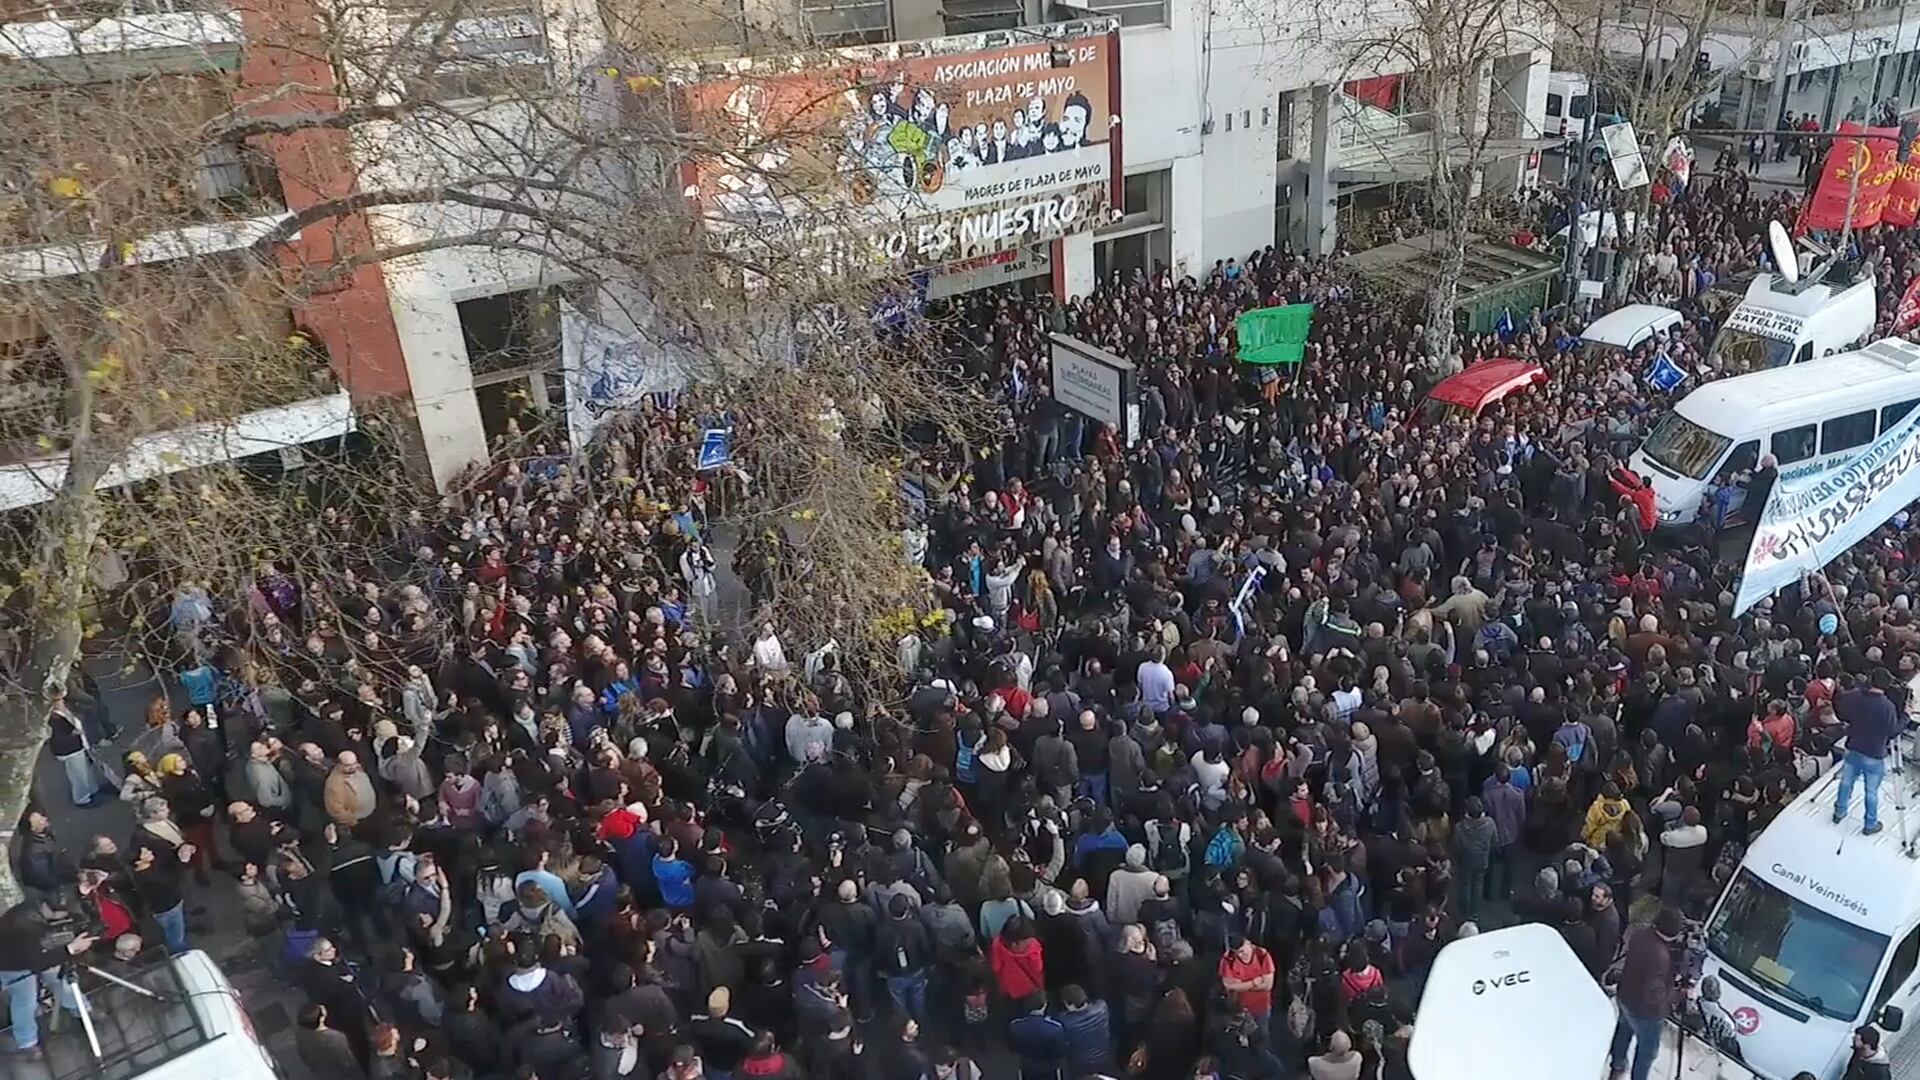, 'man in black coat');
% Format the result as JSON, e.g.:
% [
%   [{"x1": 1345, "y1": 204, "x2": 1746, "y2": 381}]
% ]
[
  {"x1": 303, "y1": 936, "x2": 375, "y2": 1065},
  {"x1": 293, "y1": 1002, "x2": 364, "y2": 1078}
]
